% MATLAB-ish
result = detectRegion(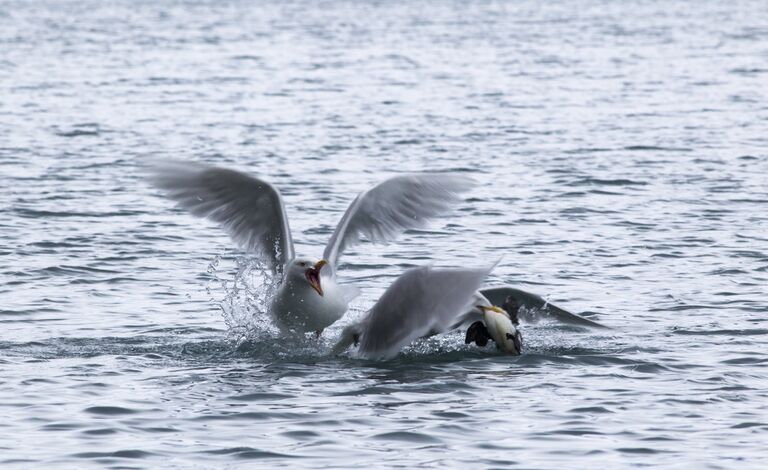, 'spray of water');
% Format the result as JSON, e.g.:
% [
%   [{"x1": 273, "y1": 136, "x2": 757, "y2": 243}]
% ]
[
  {"x1": 204, "y1": 254, "x2": 345, "y2": 359},
  {"x1": 203, "y1": 255, "x2": 603, "y2": 360},
  {"x1": 206, "y1": 254, "x2": 281, "y2": 346}
]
